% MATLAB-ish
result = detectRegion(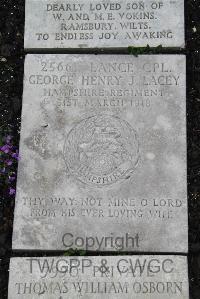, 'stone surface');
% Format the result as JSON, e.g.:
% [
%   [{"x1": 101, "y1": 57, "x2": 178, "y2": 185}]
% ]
[
  {"x1": 8, "y1": 255, "x2": 189, "y2": 298},
  {"x1": 12, "y1": 54, "x2": 187, "y2": 252},
  {"x1": 24, "y1": 0, "x2": 185, "y2": 50}
]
